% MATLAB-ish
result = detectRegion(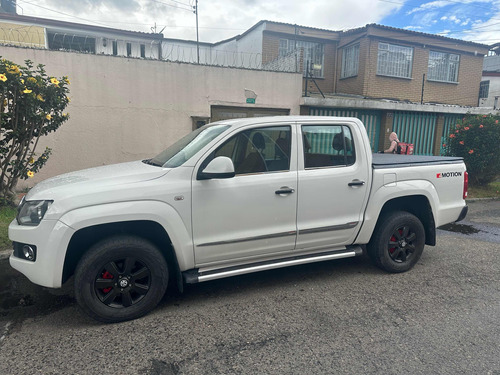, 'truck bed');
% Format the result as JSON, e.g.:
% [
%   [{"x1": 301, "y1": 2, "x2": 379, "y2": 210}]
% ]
[{"x1": 372, "y1": 154, "x2": 463, "y2": 169}]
